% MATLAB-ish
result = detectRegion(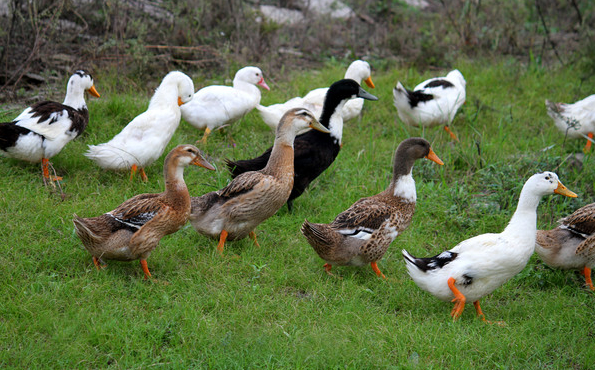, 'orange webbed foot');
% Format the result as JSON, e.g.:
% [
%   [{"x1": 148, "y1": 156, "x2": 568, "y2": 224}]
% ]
[
  {"x1": 583, "y1": 133, "x2": 593, "y2": 154},
  {"x1": 371, "y1": 261, "x2": 387, "y2": 280},
  {"x1": 473, "y1": 301, "x2": 506, "y2": 326},
  {"x1": 581, "y1": 267, "x2": 594, "y2": 291},
  {"x1": 448, "y1": 277, "x2": 466, "y2": 320},
  {"x1": 249, "y1": 231, "x2": 260, "y2": 248}
]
